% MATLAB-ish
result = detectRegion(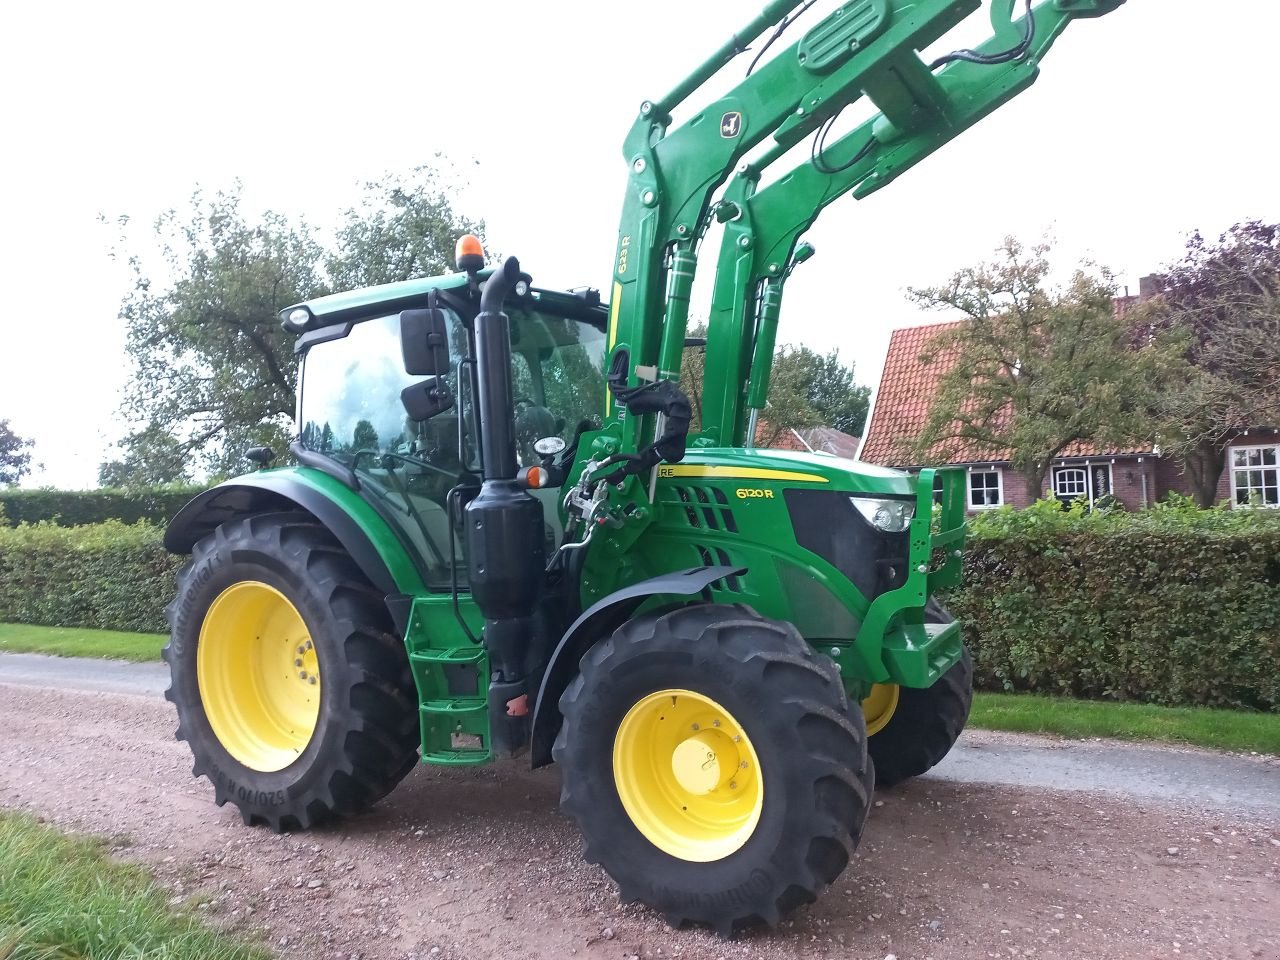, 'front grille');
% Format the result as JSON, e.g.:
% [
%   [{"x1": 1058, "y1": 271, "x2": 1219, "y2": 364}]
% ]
[
  {"x1": 670, "y1": 485, "x2": 738, "y2": 532},
  {"x1": 783, "y1": 489, "x2": 910, "y2": 601}
]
